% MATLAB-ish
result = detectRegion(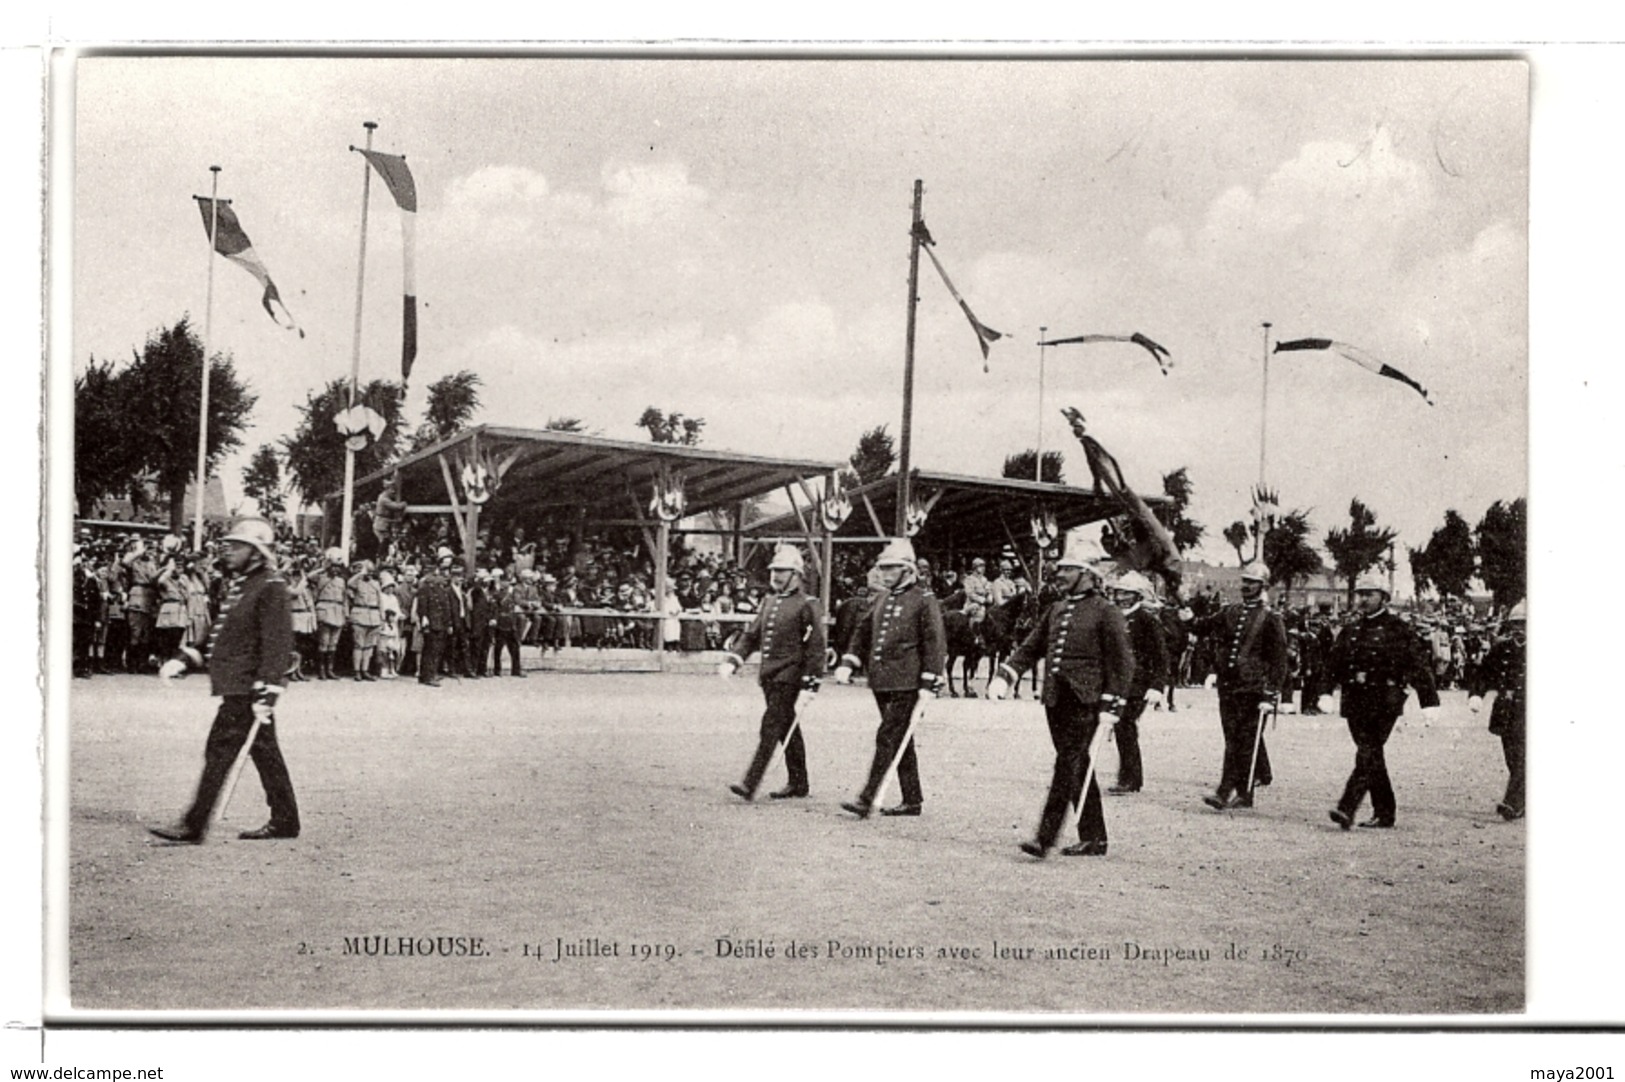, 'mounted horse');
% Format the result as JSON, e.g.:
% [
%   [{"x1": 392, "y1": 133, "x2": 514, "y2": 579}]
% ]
[{"x1": 978, "y1": 589, "x2": 1037, "y2": 697}]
